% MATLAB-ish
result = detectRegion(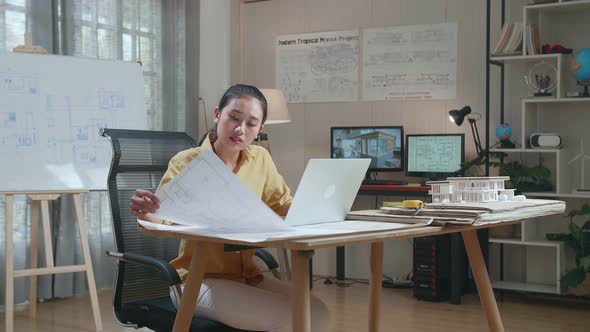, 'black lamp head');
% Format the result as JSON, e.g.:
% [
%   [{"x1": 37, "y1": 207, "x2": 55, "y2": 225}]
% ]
[{"x1": 448, "y1": 106, "x2": 472, "y2": 126}]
